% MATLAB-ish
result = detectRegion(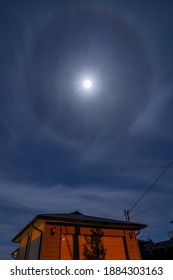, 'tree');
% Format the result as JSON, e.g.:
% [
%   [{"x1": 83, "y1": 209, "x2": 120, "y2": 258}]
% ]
[{"x1": 82, "y1": 228, "x2": 106, "y2": 260}]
